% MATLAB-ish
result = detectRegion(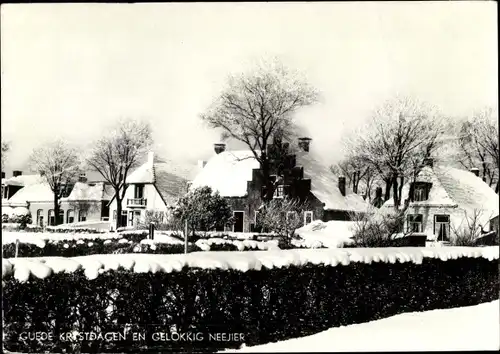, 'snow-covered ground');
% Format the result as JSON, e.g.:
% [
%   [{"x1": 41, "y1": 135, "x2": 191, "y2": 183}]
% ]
[
  {"x1": 225, "y1": 300, "x2": 500, "y2": 352},
  {"x1": 295, "y1": 220, "x2": 356, "y2": 248}
]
